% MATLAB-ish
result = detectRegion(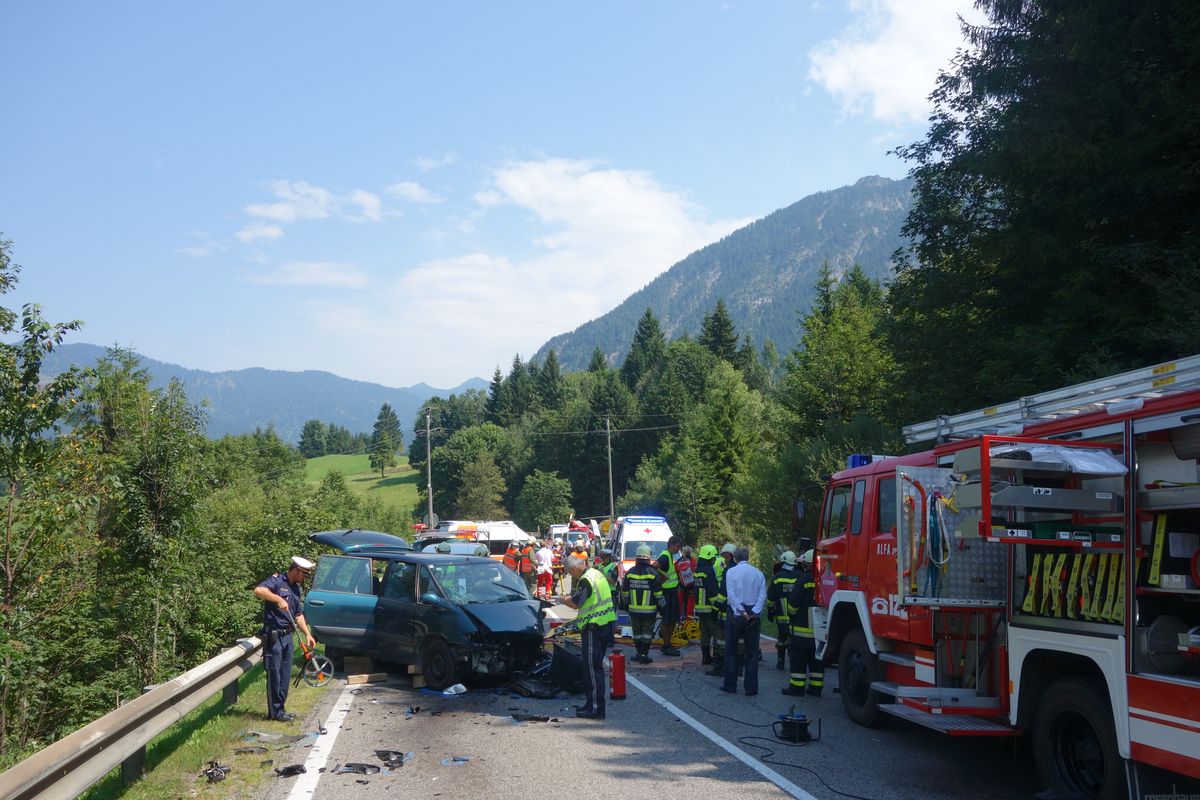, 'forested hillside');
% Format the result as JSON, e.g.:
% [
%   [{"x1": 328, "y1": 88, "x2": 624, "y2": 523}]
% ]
[
  {"x1": 534, "y1": 175, "x2": 913, "y2": 370},
  {"x1": 5, "y1": 0, "x2": 1199, "y2": 771},
  {"x1": 40, "y1": 343, "x2": 486, "y2": 442}
]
